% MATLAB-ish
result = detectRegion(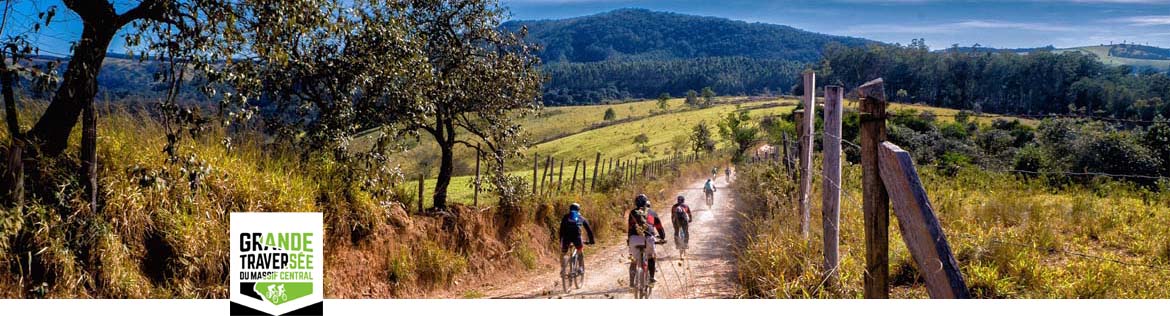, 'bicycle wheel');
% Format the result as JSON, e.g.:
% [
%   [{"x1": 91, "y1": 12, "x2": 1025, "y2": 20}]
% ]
[
  {"x1": 561, "y1": 255, "x2": 570, "y2": 293},
  {"x1": 570, "y1": 253, "x2": 580, "y2": 289}
]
